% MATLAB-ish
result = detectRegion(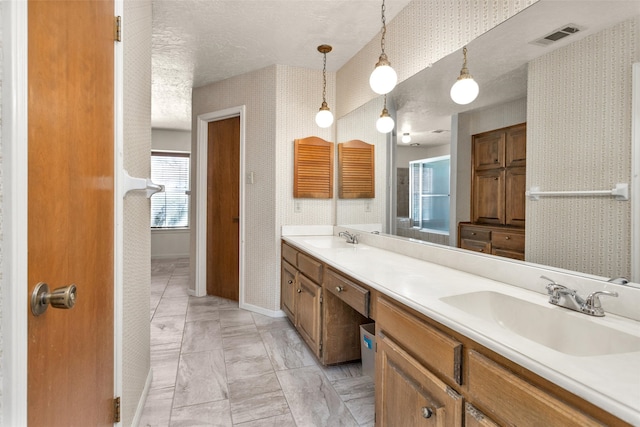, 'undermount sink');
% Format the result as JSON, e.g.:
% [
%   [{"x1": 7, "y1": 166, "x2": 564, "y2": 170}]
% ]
[{"x1": 440, "y1": 291, "x2": 640, "y2": 356}]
